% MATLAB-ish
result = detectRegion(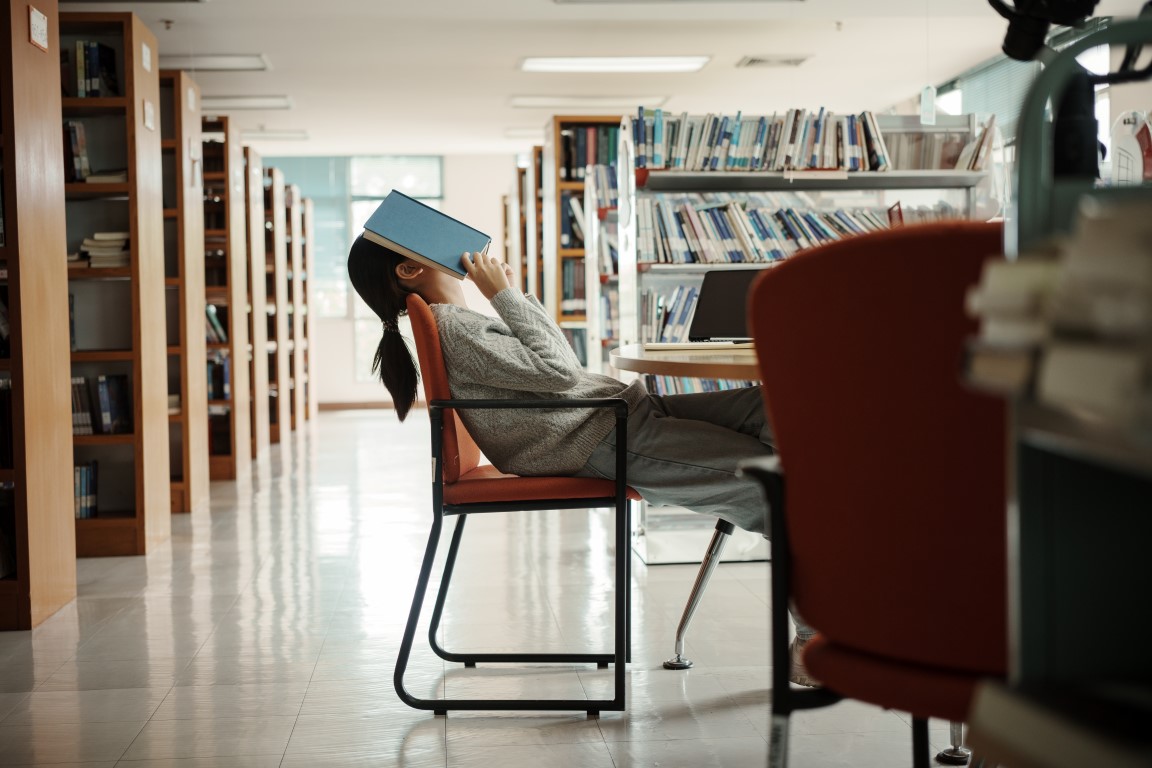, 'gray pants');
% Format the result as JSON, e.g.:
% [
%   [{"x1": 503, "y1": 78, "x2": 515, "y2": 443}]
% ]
[{"x1": 576, "y1": 385, "x2": 814, "y2": 640}]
